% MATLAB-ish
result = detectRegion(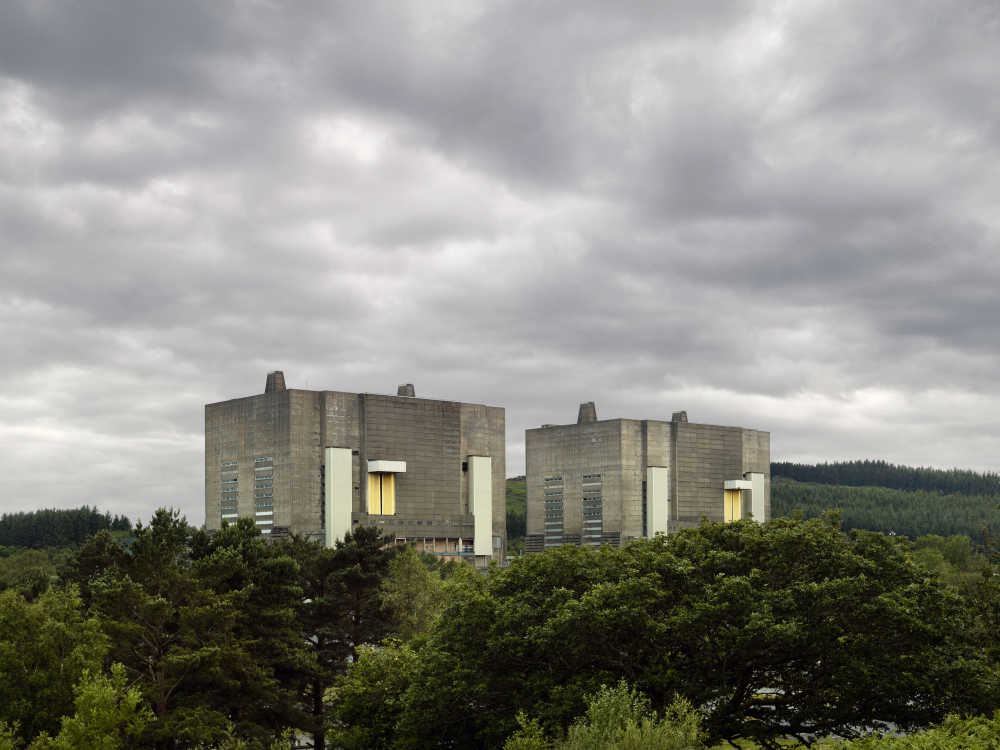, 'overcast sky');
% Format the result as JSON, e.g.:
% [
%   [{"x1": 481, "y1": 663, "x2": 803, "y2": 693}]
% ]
[{"x1": 3, "y1": 0, "x2": 999, "y2": 526}]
